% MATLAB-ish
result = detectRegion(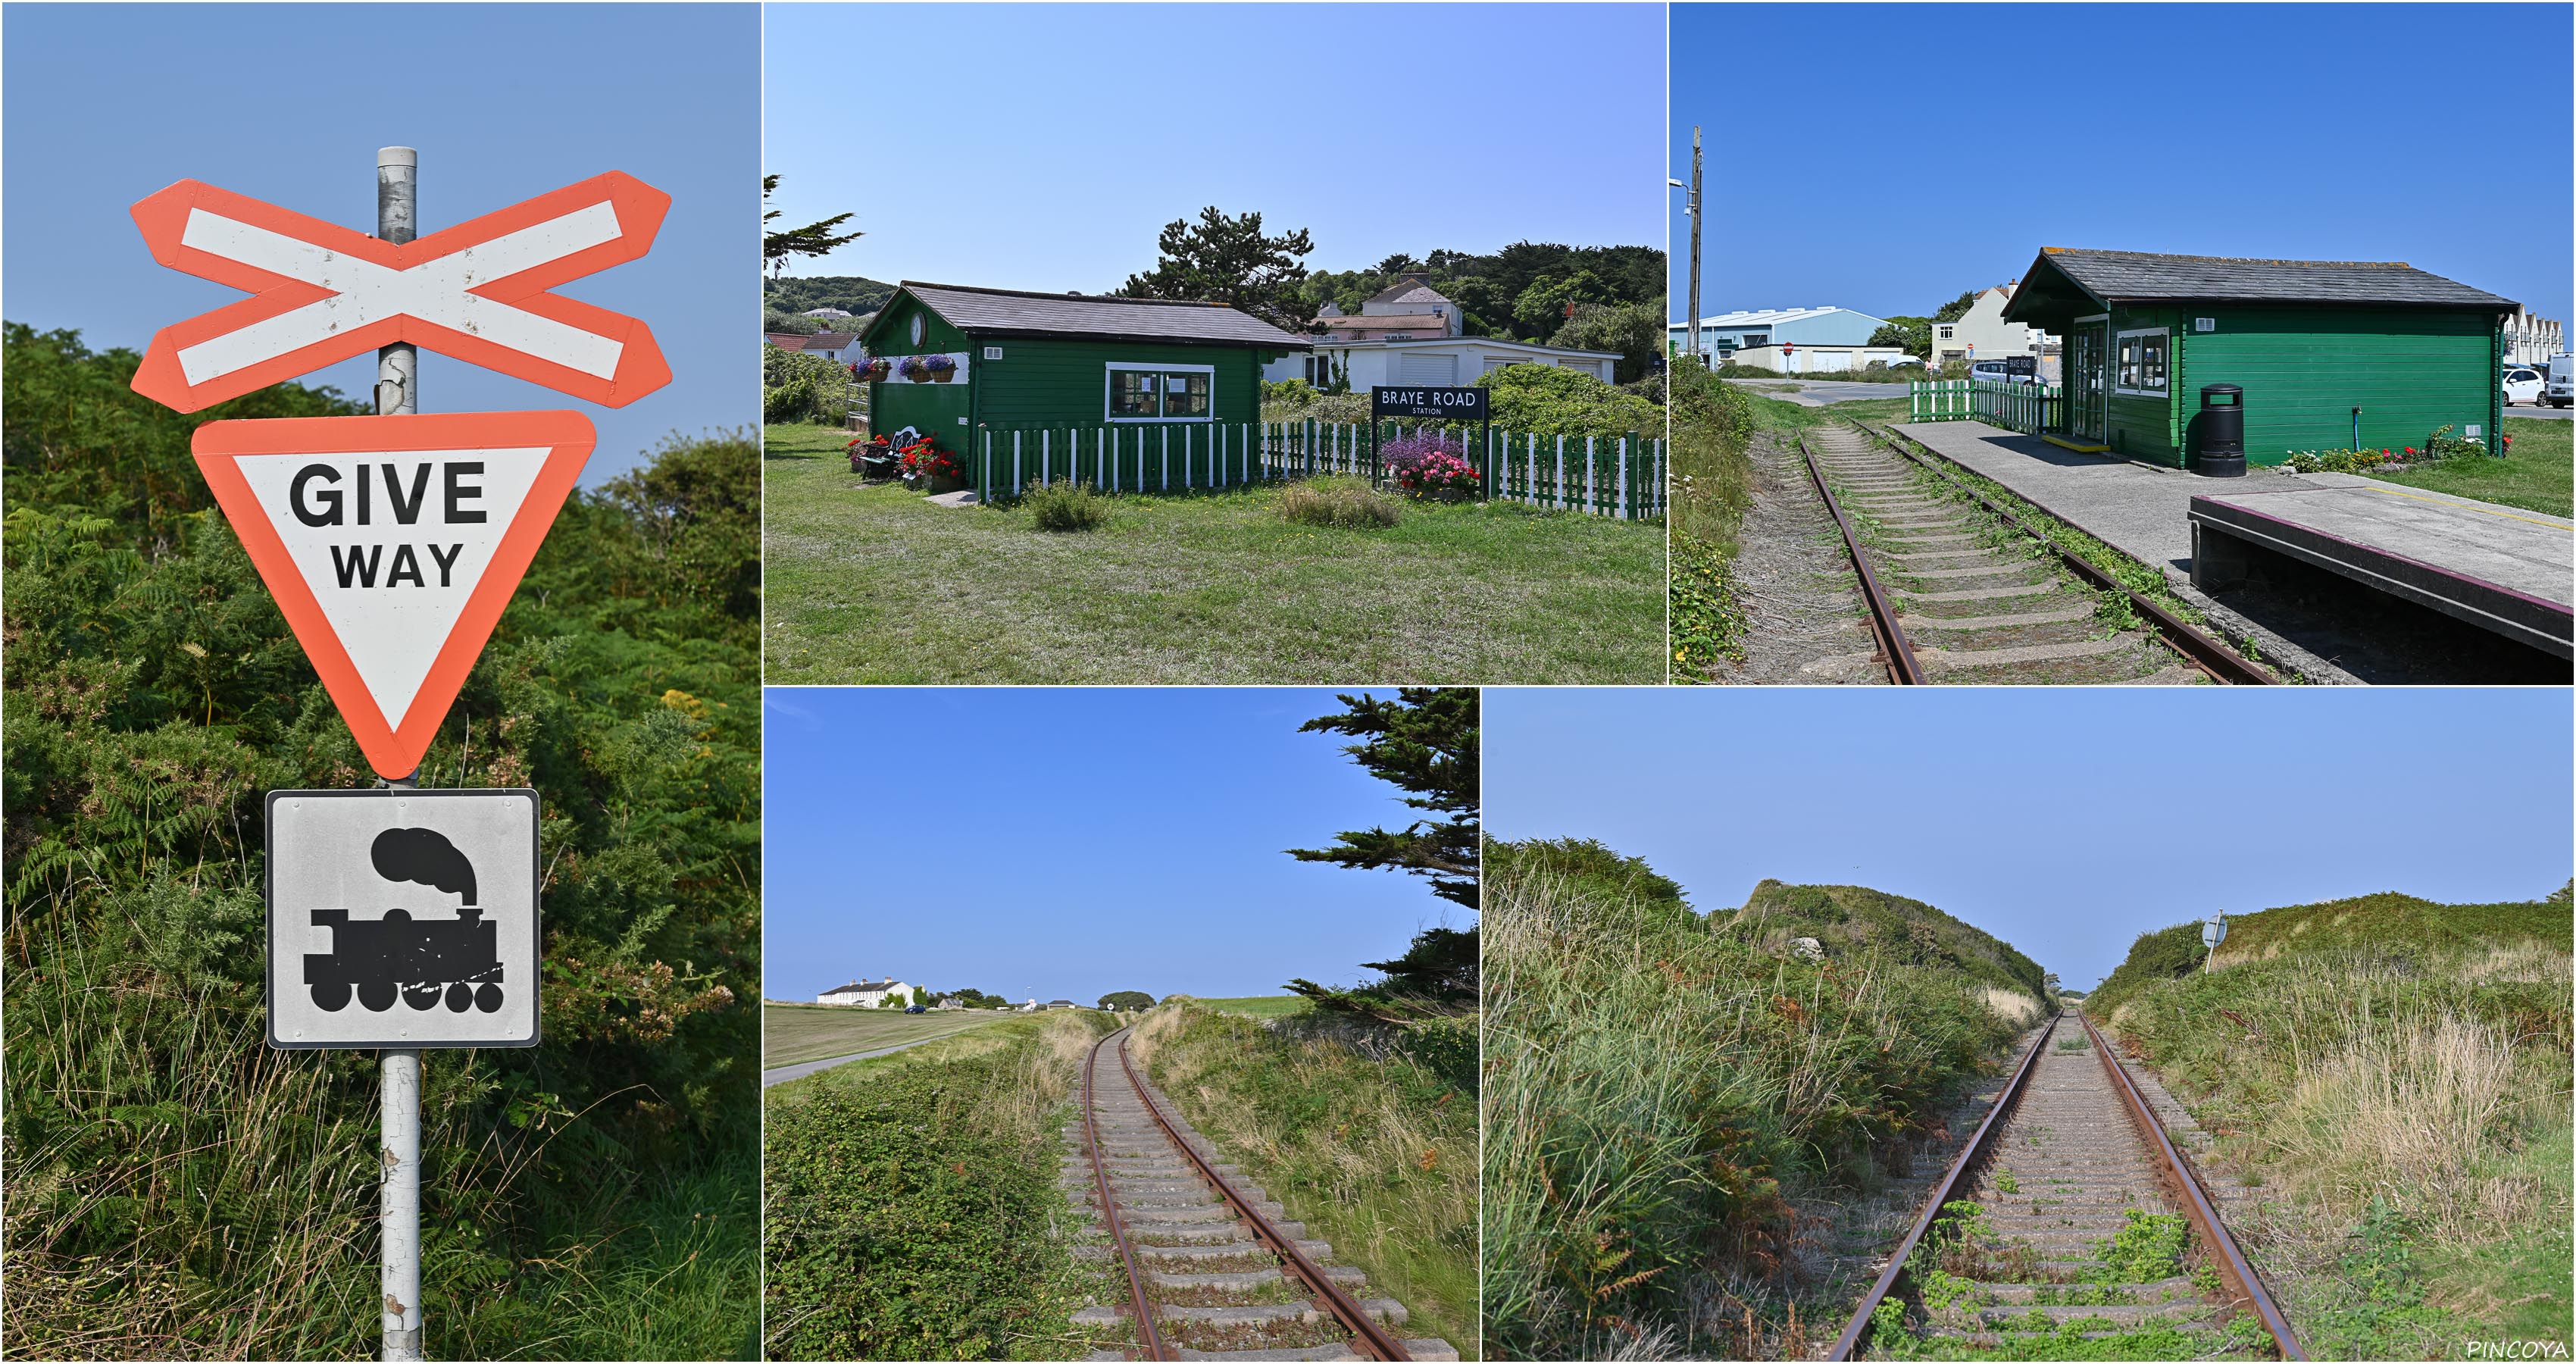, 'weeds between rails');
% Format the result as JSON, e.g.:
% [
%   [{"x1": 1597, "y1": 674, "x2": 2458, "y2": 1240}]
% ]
[
  {"x1": 1799, "y1": 424, "x2": 2269, "y2": 684},
  {"x1": 1840, "y1": 1009, "x2": 2301, "y2": 1361}
]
